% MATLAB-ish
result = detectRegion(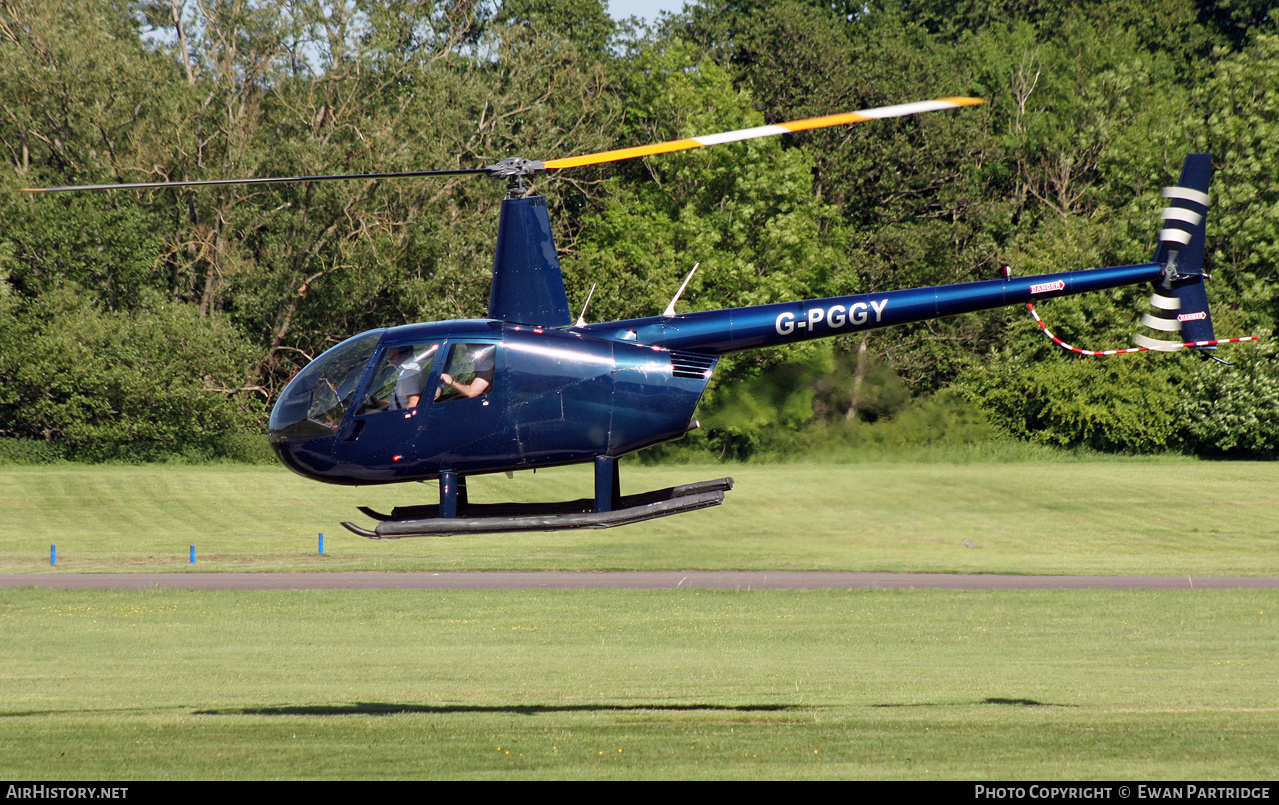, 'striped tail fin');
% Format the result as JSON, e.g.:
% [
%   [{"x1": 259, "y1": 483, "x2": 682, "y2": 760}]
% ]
[{"x1": 1134, "y1": 154, "x2": 1217, "y2": 352}]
